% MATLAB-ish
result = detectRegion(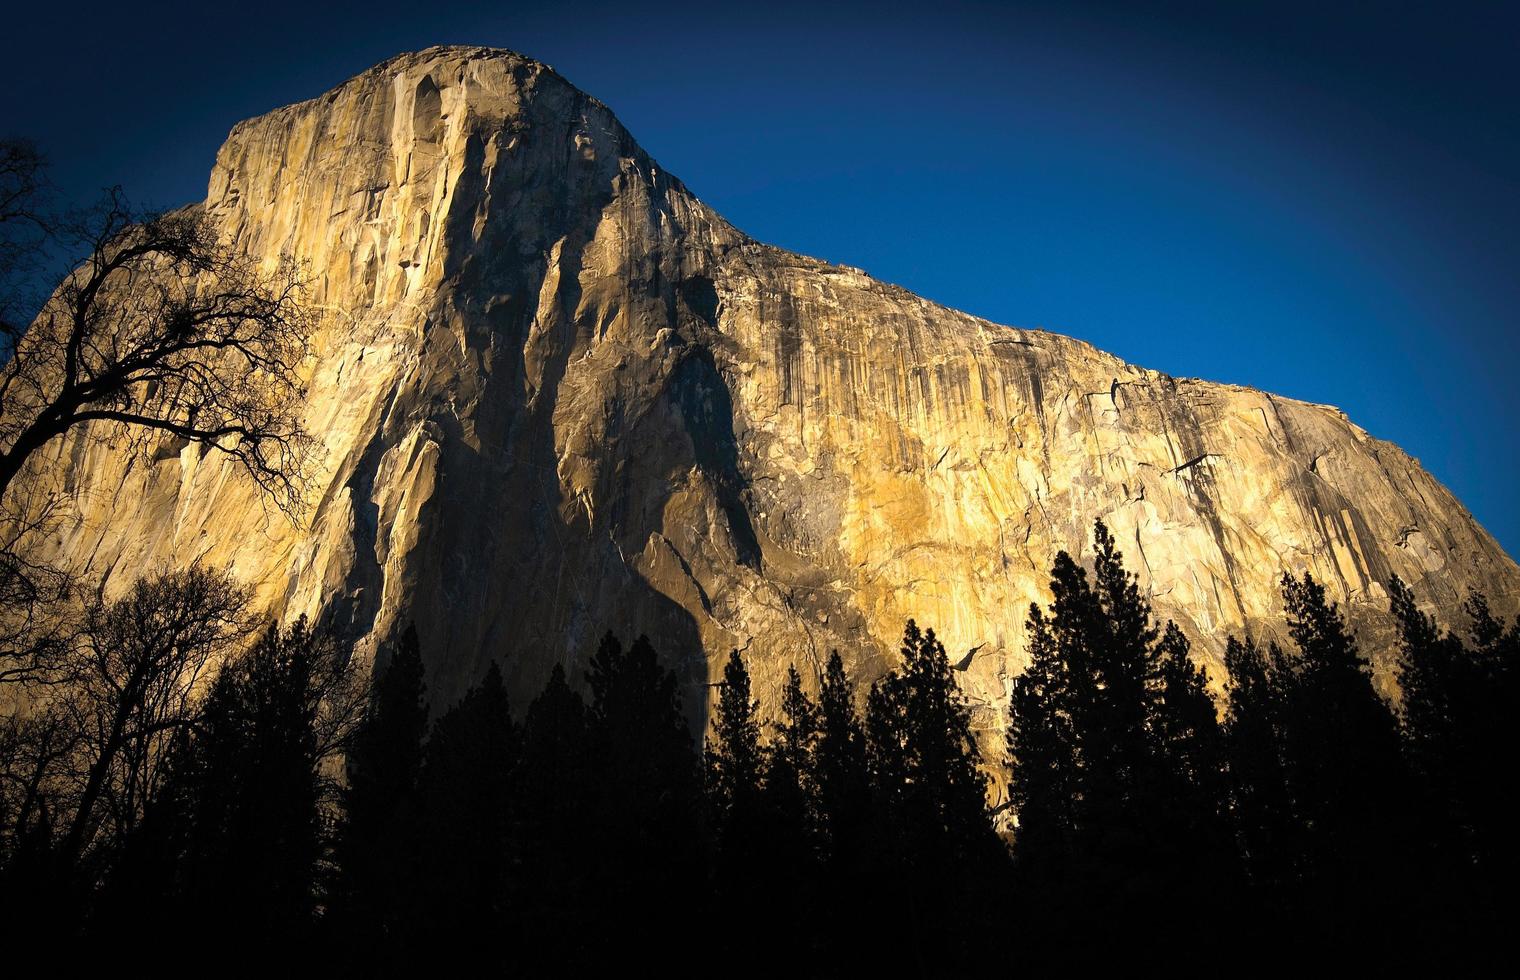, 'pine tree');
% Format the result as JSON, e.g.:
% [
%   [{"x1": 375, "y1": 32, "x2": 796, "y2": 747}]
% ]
[
  {"x1": 705, "y1": 650, "x2": 814, "y2": 966},
  {"x1": 866, "y1": 620, "x2": 1002, "y2": 970},
  {"x1": 1006, "y1": 584, "x2": 1082, "y2": 881},
  {"x1": 1008, "y1": 521, "x2": 1237, "y2": 964},
  {"x1": 814, "y1": 651, "x2": 870, "y2": 868},
  {"x1": 1008, "y1": 525, "x2": 1163, "y2": 883},
  {"x1": 1275, "y1": 571, "x2": 1413, "y2": 948},
  {"x1": 1452, "y1": 589, "x2": 1519, "y2": 881},
  {"x1": 705, "y1": 649, "x2": 765, "y2": 920},
  {"x1": 764, "y1": 664, "x2": 820, "y2": 856},
  {"x1": 760, "y1": 665, "x2": 824, "y2": 966},
  {"x1": 1090, "y1": 522, "x2": 1159, "y2": 808},
  {"x1": 808, "y1": 651, "x2": 877, "y2": 971},
  {"x1": 103, "y1": 618, "x2": 352, "y2": 955},
  {"x1": 1223, "y1": 634, "x2": 1302, "y2": 895},
  {"x1": 514, "y1": 663, "x2": 595, "y2": 970},
  {"x1": 1146, "y1": 622, "x2": 1237, "y2": 903},
  {"x1": 1279, "y1": 571, "x2": 1406, "y2": 836},
  {"x1": 332, "y1": 623, "x2": 428, "y2": 961},
  {"x1": 198, "y1": 620, "x2": 327, "y2": 936},
  {"x1": 1151, "y1": 624, "x2": 1228, "y2": 818},
  {"x1": 867, "y1": 622, "x2": 993, "y2": 845},
  {"x1": 585, "y1": 634, "x2": 700, "y2": 842},
  {"x1": 706, "y1": 649, "x2": 764, "y2": 830},
  {"x1": 1390, "y1": 576, "x2": 1471, "y2": 854},
  {"x1": 417, "y1": 661, "x2": 518, "y2": 948},
  {"x1": 583, "y1": 633, "x2": 702, "y2": 960},
  {"x1": 1392, "y1": 576, "x2": 1519, "y2": 933}
]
